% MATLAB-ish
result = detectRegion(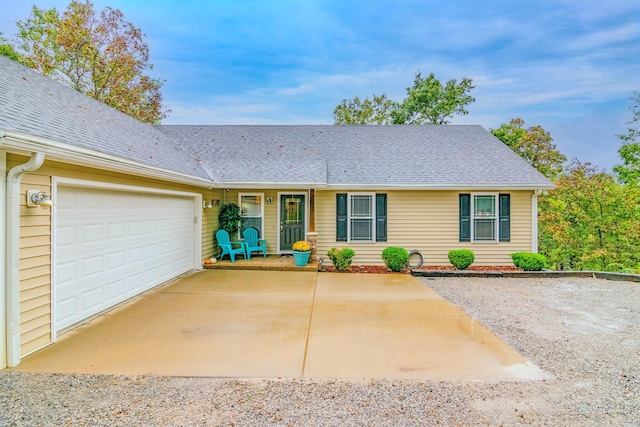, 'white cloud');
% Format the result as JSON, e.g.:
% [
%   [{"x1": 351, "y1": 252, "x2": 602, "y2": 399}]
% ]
[
  {"x1": 566, "y1": 22, "x2": 640, "y2": 51},
  {"x1": 279, "y1": 84, "x2": 314, "y2": 95}
]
